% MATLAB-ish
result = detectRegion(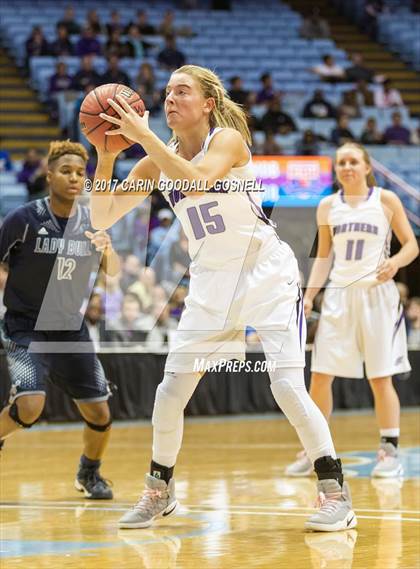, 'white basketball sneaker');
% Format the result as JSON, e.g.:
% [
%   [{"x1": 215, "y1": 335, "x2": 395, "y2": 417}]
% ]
[
  {"x1": 285, "y1": 451, "x2": 313, "y2": 477},
  {"x1": 119, "y1": 474, "x2": 180, "y2": 529},
  {"x1": 371, "y1": 443, "x2": 404, "y2": 478},
  {"x1": 305, "y1": 480, "x2": 357, "y2": 532}
]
